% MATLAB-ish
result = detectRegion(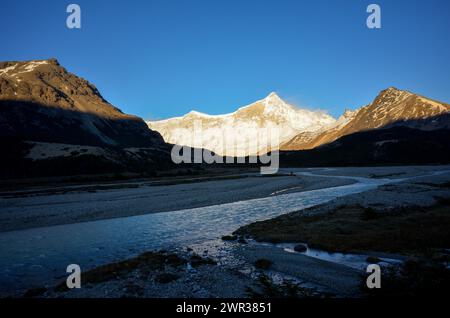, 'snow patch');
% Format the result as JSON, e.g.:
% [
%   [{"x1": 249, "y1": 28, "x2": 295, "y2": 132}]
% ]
[
  {"x1": 375, "y1": 139, "x2": 399, "y2": 147},
  {"x1": 0, "y1": 64, "x2": 18, "y2": 76},
  {"x1": 14, "y1": 60, "x2": 49, "y2": 76},
  {"x1": 0, "y1": 60, "x2": 49, "y2": 79}
]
